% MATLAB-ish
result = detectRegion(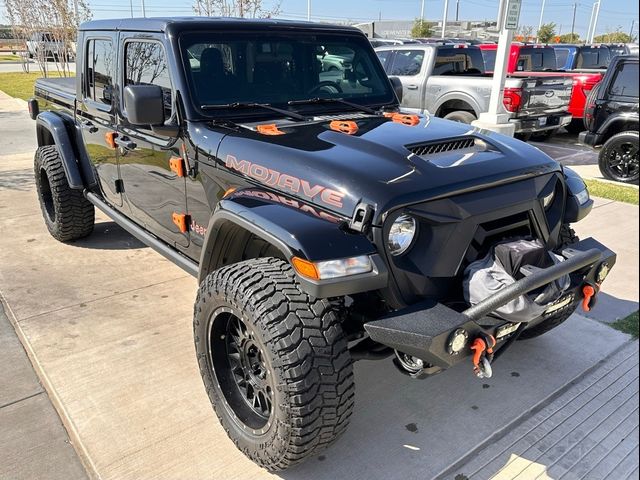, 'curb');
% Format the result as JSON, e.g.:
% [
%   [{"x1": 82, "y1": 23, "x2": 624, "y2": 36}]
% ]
[{"x1": 0, "y1": 292, "x2": 101, "y2": 480}]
